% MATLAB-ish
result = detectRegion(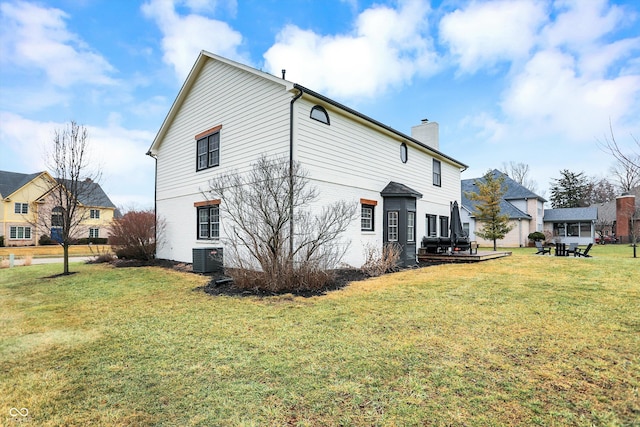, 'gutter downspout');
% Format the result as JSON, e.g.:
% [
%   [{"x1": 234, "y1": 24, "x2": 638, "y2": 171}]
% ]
[
  {"x1": 289, "y1": 88, "x2": 303, "y2": 259},
  {"x1": 146, "y1": 150, "x2": 158, "y2": 255}
]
